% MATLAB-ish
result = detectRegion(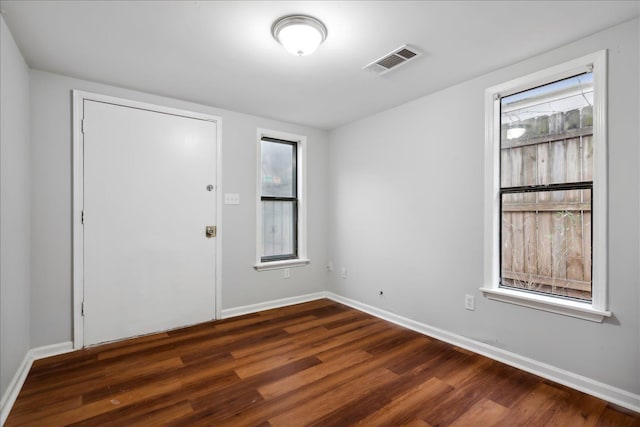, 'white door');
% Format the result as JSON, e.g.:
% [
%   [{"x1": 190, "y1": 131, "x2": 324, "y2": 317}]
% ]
[{"x1": 83, "y1": 100, "x2": 216, "y2": 346}]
